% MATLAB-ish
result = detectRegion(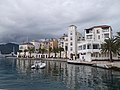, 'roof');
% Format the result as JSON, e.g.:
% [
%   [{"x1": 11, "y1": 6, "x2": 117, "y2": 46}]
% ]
[
  {"x1": 69, "y1": 25, "x2": 77, "y2": 28},
  {"x1": 59, "y1": 34, "x2": 68, "y2": 39},
  {"x1": 20, "y1": 42, "x2": 34, "y2": 46},
  {"x1": 85, "y1": 25, "x2": 111, "y2": 30},
  {"x1": 31, "y1": 40, "x2": 40, "y2": 42}
]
